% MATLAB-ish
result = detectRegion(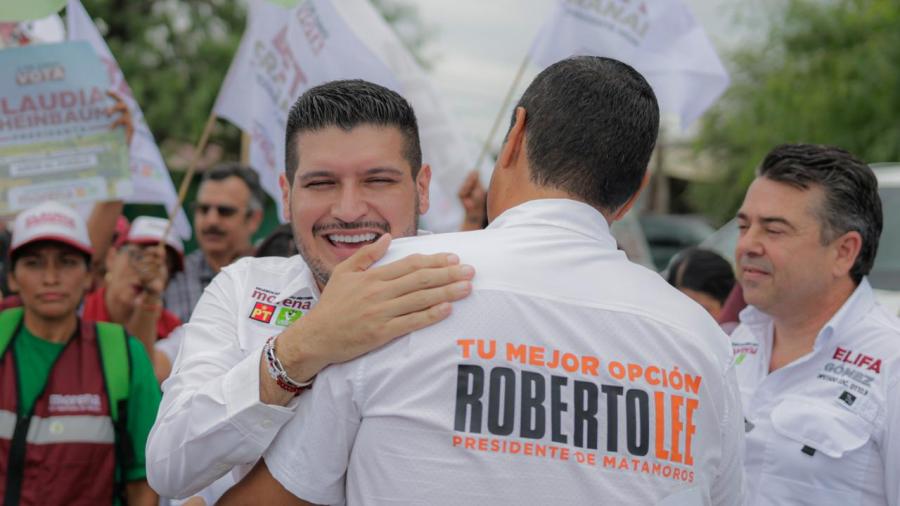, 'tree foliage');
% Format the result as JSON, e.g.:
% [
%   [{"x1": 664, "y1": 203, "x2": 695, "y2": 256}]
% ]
[
  {"x1": 82, "y1": 0, "x2": 244, "y2": 149},
  {"x1": 691, "y1": 0, "x2": 900, "y2": 224}
]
